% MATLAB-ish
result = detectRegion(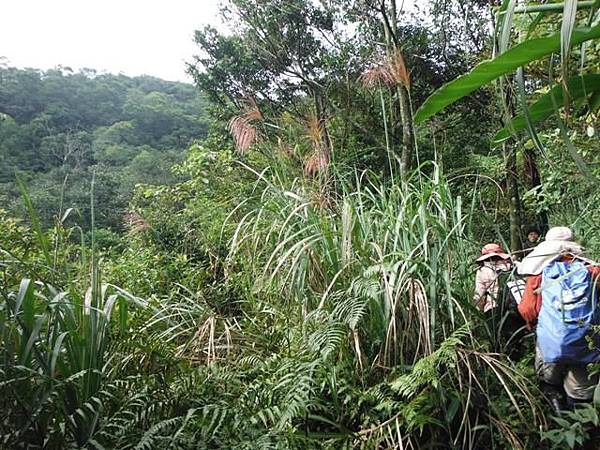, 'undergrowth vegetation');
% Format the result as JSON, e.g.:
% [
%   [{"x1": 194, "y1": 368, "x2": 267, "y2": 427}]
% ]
[
  {"x1": 2, "y1": 0, "x2": 600, "y2": 449},
  {"x1": 0, "y1": 166, "x2": 555, "y2": 448}
]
